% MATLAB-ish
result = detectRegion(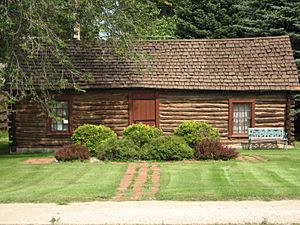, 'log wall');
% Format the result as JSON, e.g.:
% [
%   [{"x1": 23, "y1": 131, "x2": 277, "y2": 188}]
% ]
[
  {"x1": 13, "y1": 90, "x2": 129, "y2": 149},
  {"x1": 159, "y1": 90, "x2": 292, "y2": 146},
  {"x1": 12, "y1": 89, "x2": 294, "y2": 150}
]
